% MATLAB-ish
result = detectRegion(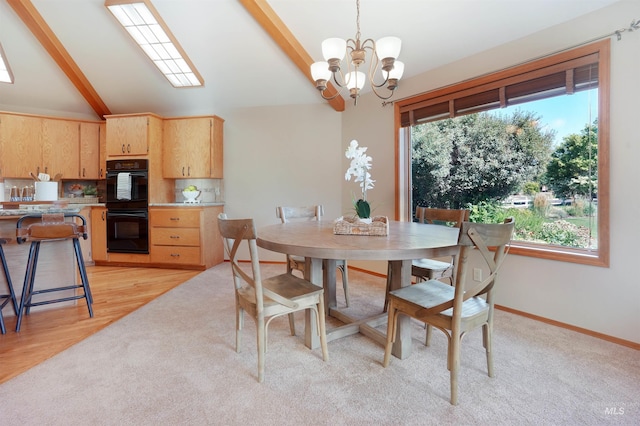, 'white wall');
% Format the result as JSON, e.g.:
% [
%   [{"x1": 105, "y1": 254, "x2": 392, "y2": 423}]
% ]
[
  {"x1": 340, "y1": 1, "x2": 640, "y2": 344},
  {"x1": 221, "y1": 103, "x2": 343, "y2": 261}
]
